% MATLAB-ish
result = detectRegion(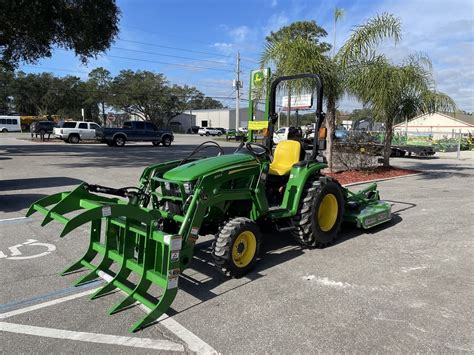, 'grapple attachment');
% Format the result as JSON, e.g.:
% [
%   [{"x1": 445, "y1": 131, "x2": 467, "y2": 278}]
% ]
[{"x1": 27, "y1": 183, "x2": 183, "y2": 332}]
